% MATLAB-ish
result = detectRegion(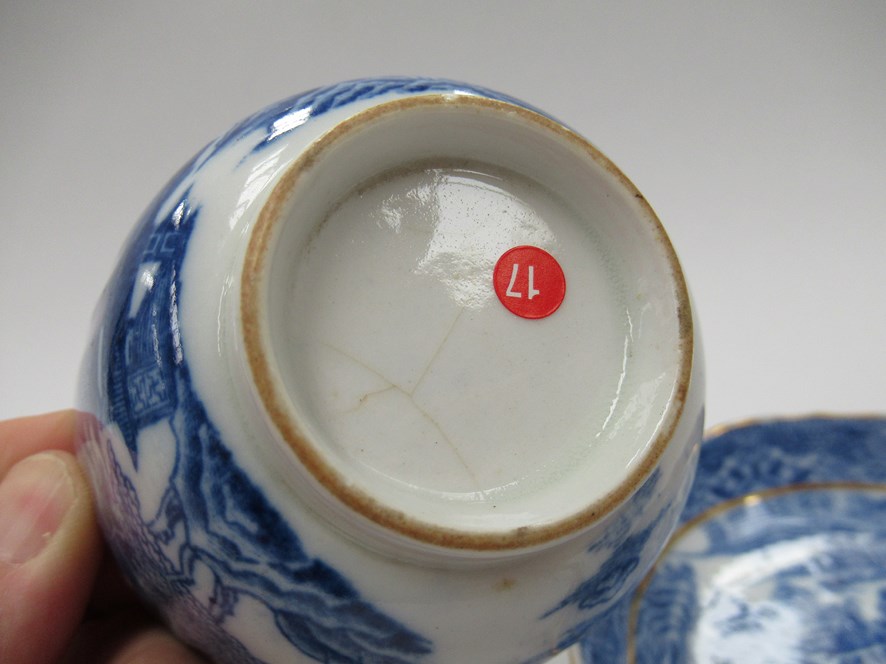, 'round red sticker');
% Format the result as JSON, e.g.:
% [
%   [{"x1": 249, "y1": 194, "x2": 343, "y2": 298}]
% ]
[{"x1": 493, "y1": 246, "x2": 566, "y2": 319}]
